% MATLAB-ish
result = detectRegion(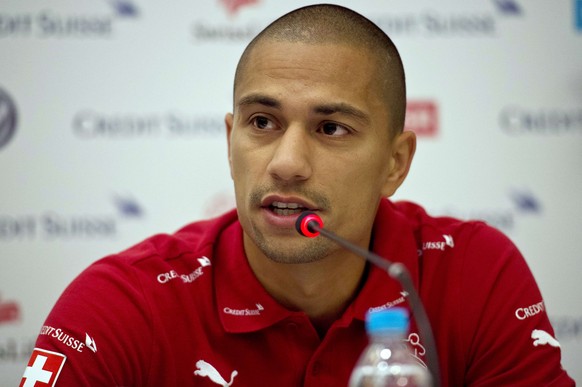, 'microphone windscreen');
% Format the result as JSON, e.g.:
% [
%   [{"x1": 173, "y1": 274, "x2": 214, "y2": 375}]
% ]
[{"x1": 295, "y1": 211, "x2": 323, "y2": 238}]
